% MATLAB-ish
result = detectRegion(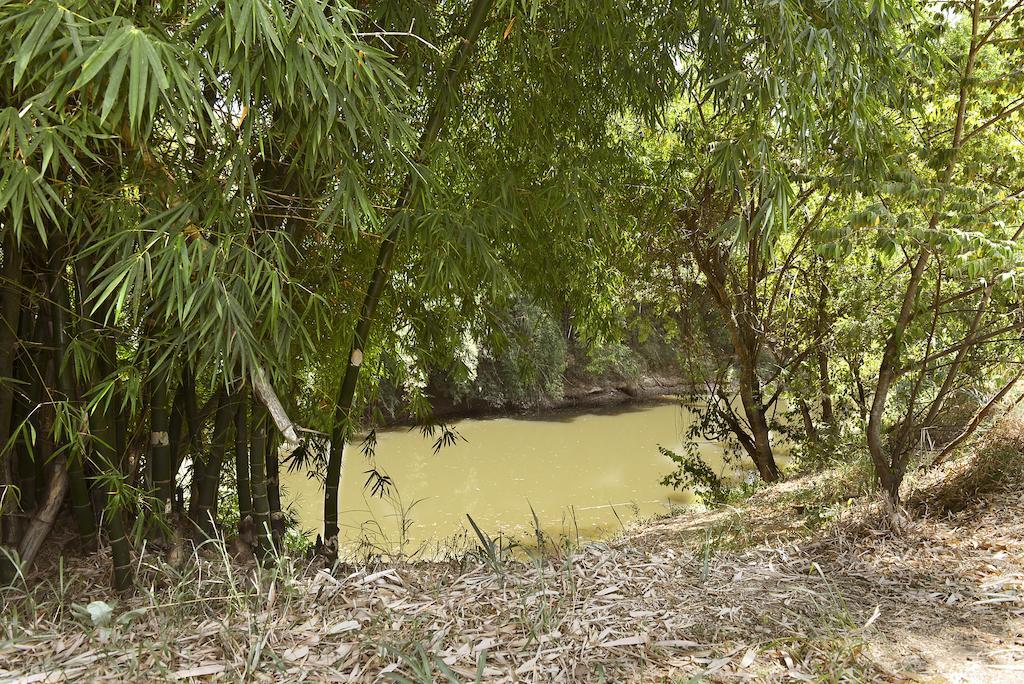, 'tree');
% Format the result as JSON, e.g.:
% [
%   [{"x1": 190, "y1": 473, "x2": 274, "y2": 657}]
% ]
[
  {"x1": 857, "y1": 0, "x2": 1024, "y2": 504},
  {"x1": 0, "y1": 0, "x2": 411, "y2": 584},
  {"x1": 614, "y1": 0, "x2": 918, "y2": 482}
]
